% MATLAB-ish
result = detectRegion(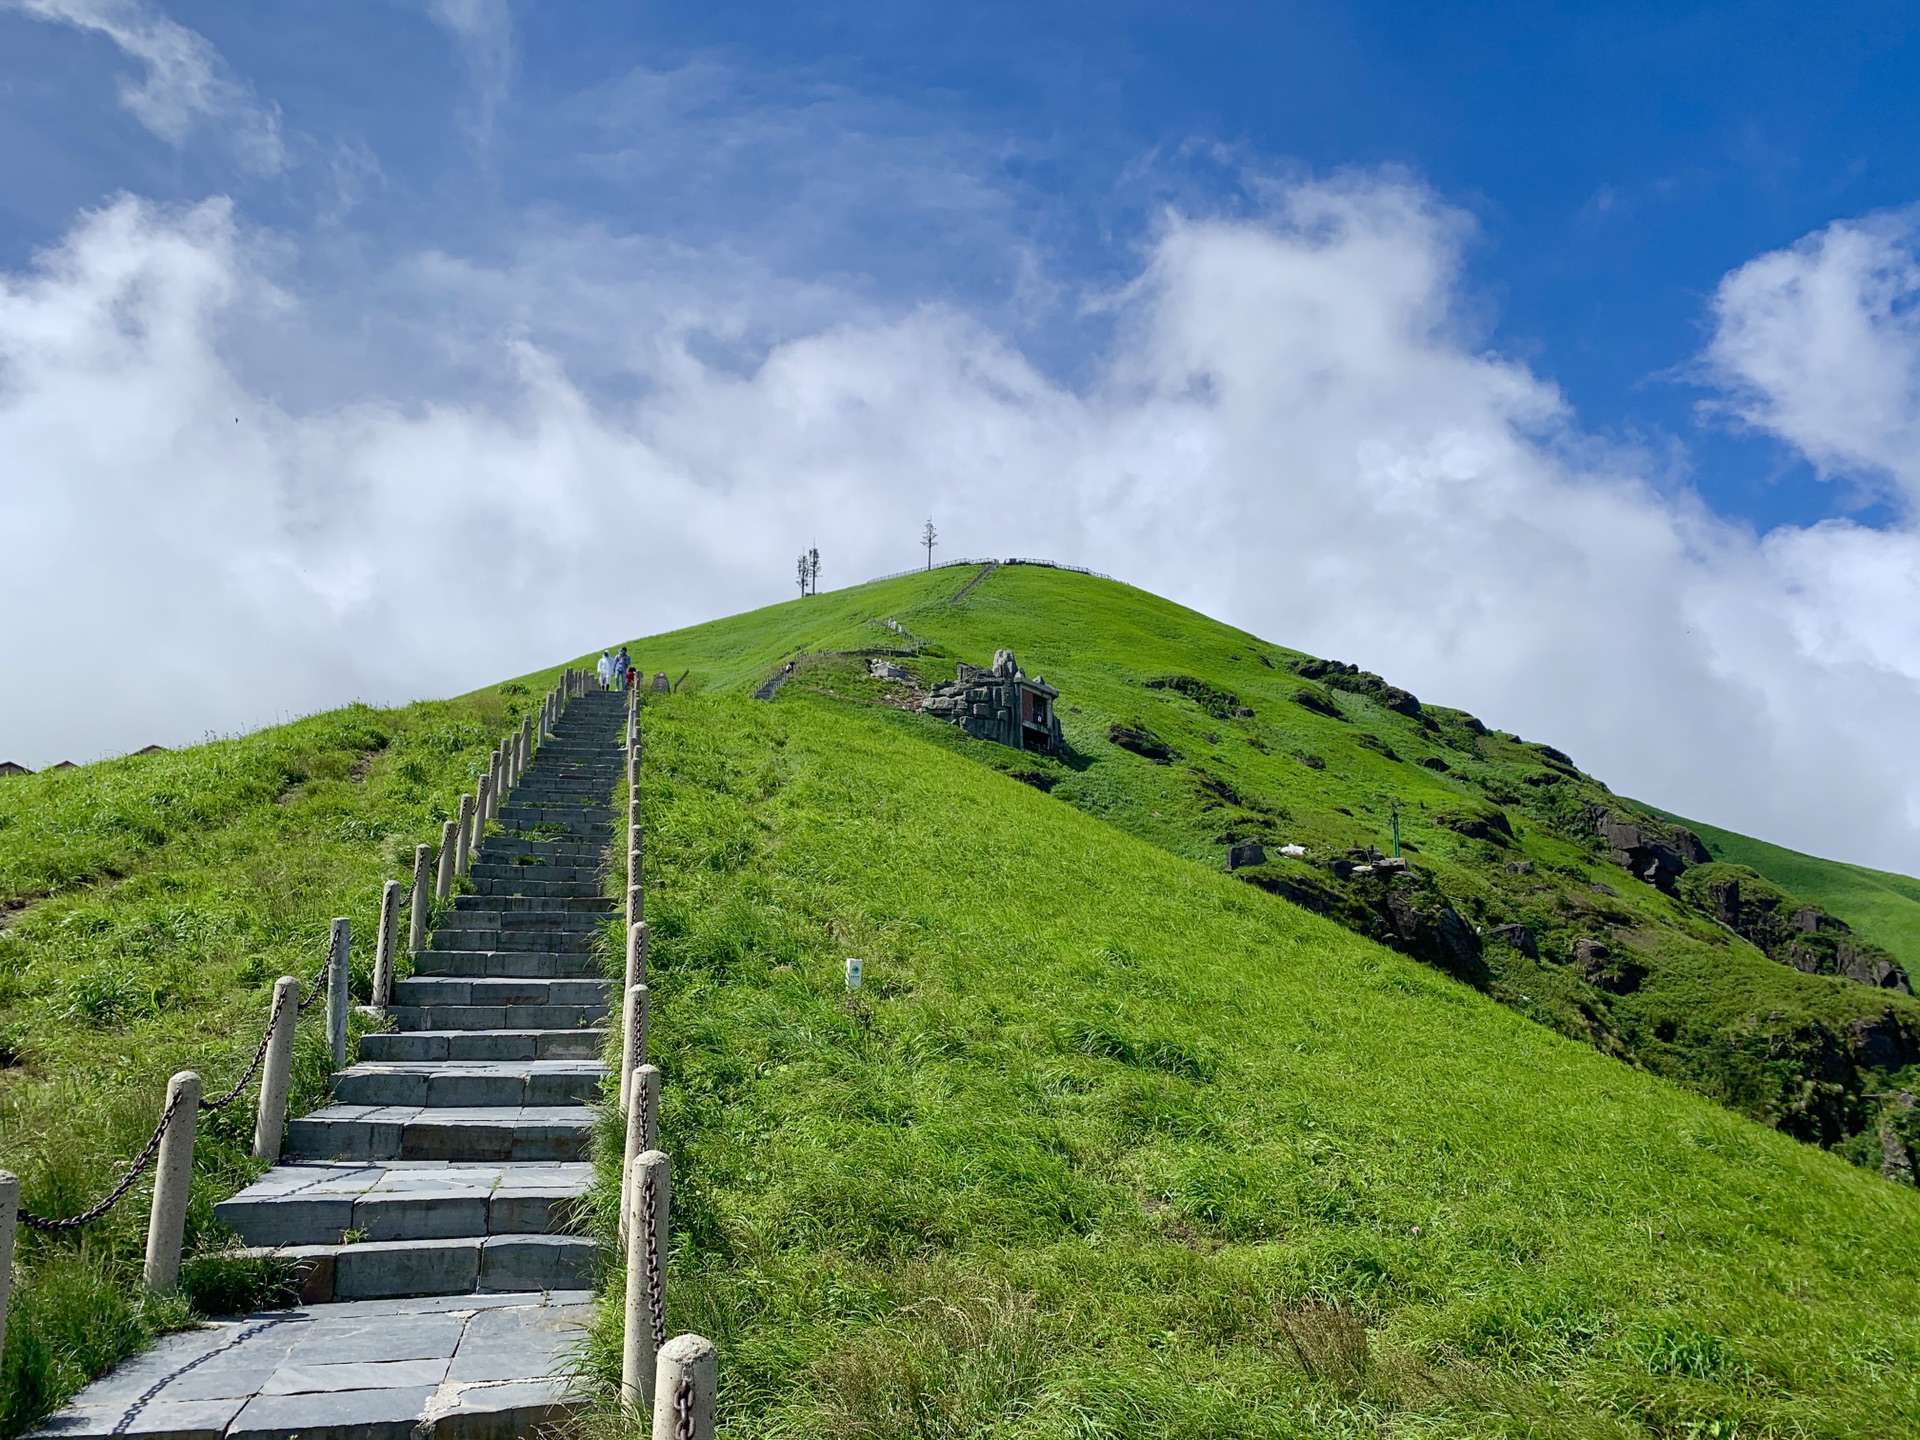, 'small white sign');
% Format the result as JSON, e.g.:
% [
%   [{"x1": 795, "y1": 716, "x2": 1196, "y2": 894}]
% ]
[{"x1": 844, "y1": 957, "x2": 864, "y2": 990}]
